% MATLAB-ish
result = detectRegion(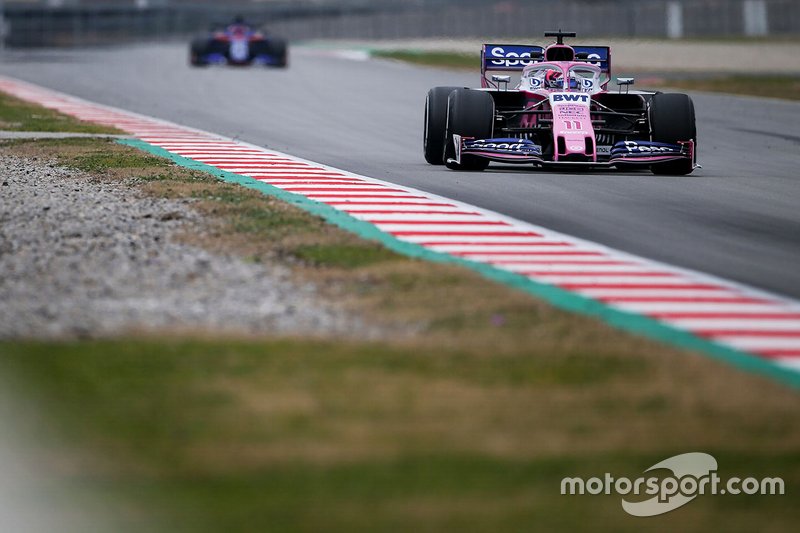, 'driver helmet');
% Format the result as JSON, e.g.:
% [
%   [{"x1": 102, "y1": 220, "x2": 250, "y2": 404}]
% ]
[{"x1": 545, "y1": 69, "x2": 563, "y2": 89}]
